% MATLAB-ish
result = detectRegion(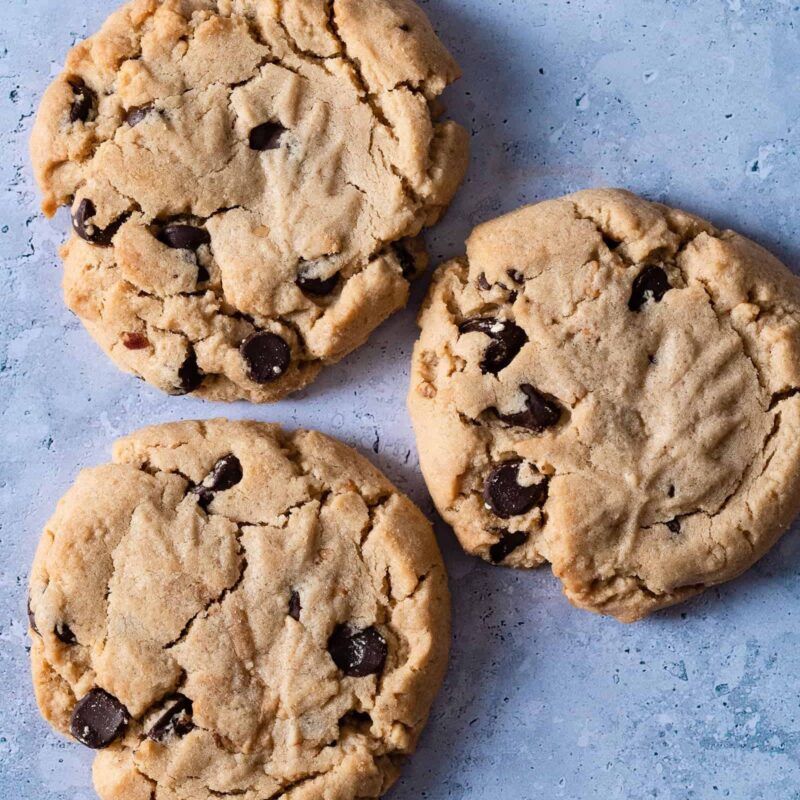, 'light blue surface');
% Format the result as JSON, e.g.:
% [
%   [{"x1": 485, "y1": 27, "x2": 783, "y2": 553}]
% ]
[{"x1": 2, "y1": 1, "x2": 800, "y2": 798}]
